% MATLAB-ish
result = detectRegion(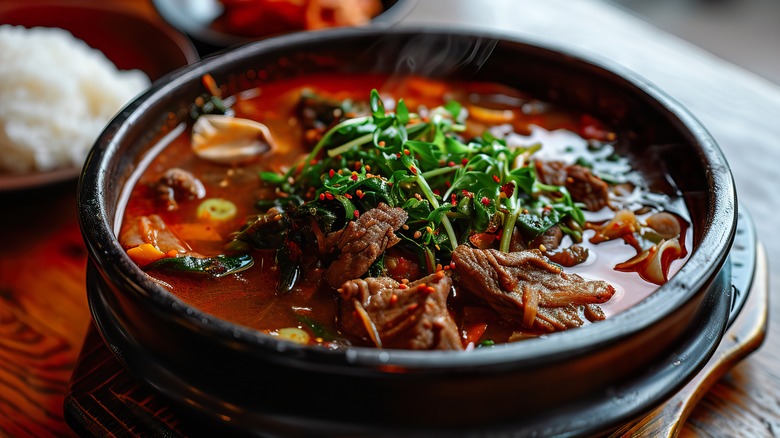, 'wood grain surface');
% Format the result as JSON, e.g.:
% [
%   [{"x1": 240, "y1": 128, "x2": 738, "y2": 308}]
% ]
[{"x1": 0, "y1": 183, "x2": 87, "y2": 438}]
